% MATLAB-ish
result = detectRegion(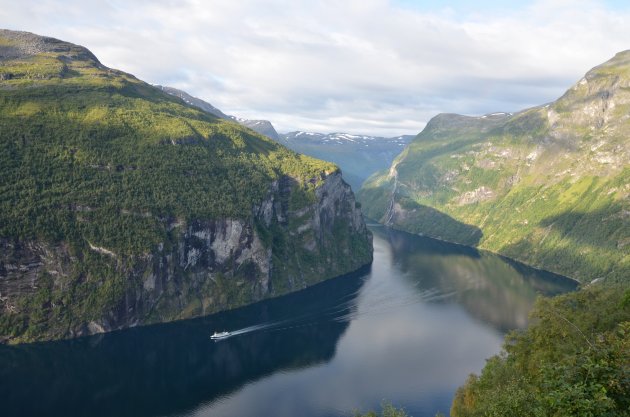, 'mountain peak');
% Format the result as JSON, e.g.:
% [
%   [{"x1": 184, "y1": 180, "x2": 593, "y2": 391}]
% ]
[
  {"x1": 584, "y1": 49, "x2": 630, "y2": 81},
  {"x1": 551, "y1": 50, "x2": 630, "y2": 134},
  {"x1": 422, "y1": 112, "x2": 510, "y2": 137},
  {"x1": 0, "y1": 29, "x2": 100, "y2": 65},
  {"x1": 155, "y1": 85, "x2": 229, "y2": 119},
  {"x1": 235, "y1": 118, "x2": 280, "y2": 141}
]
